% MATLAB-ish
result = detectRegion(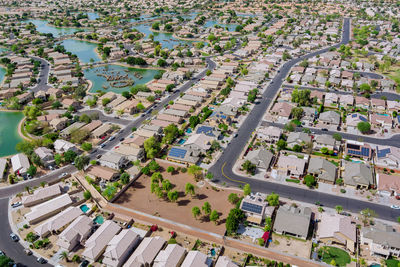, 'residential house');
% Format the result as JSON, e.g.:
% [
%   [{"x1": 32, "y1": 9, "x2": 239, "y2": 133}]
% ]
[
  {"x1": 273, "y1": 206, "x2": 312, "y2": 239},
  {"x1": 270, "y1": 102, "x2": 293, "y2": 123},
  {"x1": 377, "y1": 173, "x2": 400, "y2": 197},
  {"x1": 114, "y1": 145, "x2": 144, "y2": 162},
  {"x1": 370, "y1": 113, "x2": 392, "y2": 129},
  {"x1": 319, "y1": 111, "x2": 340, "y2": 129},
  {"x1": 245, "y1": 149, "x2": 274, "y2": 171},
  {"x1": 34, "y1": 207, "x2": 82, "y2": 237},
  {"x1": 317, "y1": 213, "x2": 356, "y2": 253},
  {"x1": 344, "y1": 140, "x2": 372, "y2": 160},
  {"x1": 153, "y1": 244, "x2": 186, "y2": 267},
  {"x1": 181, "y1": 251, "x2": 212, "y2": 267},
  {"x1": 167, "y1": 147, "x2": 200, "y2": 165},
  {"x1": 50, "y1": 117, "x2": 68, "y2": 131},
  {"x1": 313, "y1": 134, "x2": 339, "y2": 151},
  {"x1": 375, "y1": 145, "x2": 400, "y2": 170},
  {"x1": 194, "y1": 124, "x2": 221, "y2": 139},
  {"x1": 208, "y1": 105, "x2": 237, "y2": 125},
  {"x1": 82, "y1": 220, "x2": 121, "y2": 262},
  {"x1": 11, "y1": 153, "x2": 30, "y2": 176},
  {"x1": 361, "y1": 223, "x2": 400, "y2": 258},
  {"x1": 183, "y1": 133, "x2": 214, "y2": 154},
  {"x1": 99, "y1": 152, "x2": 129, "y2": 170},
  {"x1": 341, "y1": 161, "x2": 374, "y2": 189},
  {"x1": 275, "y1": 154, "x2": 307, "y2": 179},
  {"x1": 25, "y1": 194, "x2": 73, "y2": 224},
  {"x1": 346, "y1": 113, "x2": 369, "y2": 132},
  {"x1": 103, "y1": 229, "x2": 141, "y2": 267},
  {"x1": 307, "y1": 158, "x2": 337, "y2": 184},
  {"x1": 54, "y1": 139, "x2": 78, "y2": 154},
  {"x1": 124, "y1": 236, "x2": 166, "y2": 267},
  {"x1": 302, "y1": 107, "x2": 317, "y2": 126},
  {"x1": 34, "y1": 147, "x2": 54, "y2": 167},
  {"x1": 215, "y1": 256, "x2": 239, "y2": 267},
  {"x1": 324, "y1": 93, "x2": 339, "y2": 107},
  {"x1": 239, "y1": 193, "x2": 270, "y2": 225},
  {"x1": 355, "y1": 96, "x2": 370, "y2": 109},
  {"x1": 87, "y1": 165, "x2": 120, "y2": 182},
  {"x1": 22, "y1": 184, "x2": 62, "y2": 207},
  {"x1": 371, "y1": 98, "x2": 386, "y2": 112},
  {"x1": 256, "y1": 126, "x2": 282, "y2": 143},
  {"x1": 57, "y1": 215, "x2": 94, "y2": 251},
  {"x1": 286, "y1": 132, "x2": 311, "y2": 149}
]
